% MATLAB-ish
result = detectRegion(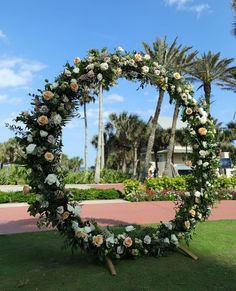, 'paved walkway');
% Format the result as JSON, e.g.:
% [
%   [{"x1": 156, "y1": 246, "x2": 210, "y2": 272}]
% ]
[{"x1": 0, "y1": 200, "x2": 235, "y2": 234}]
